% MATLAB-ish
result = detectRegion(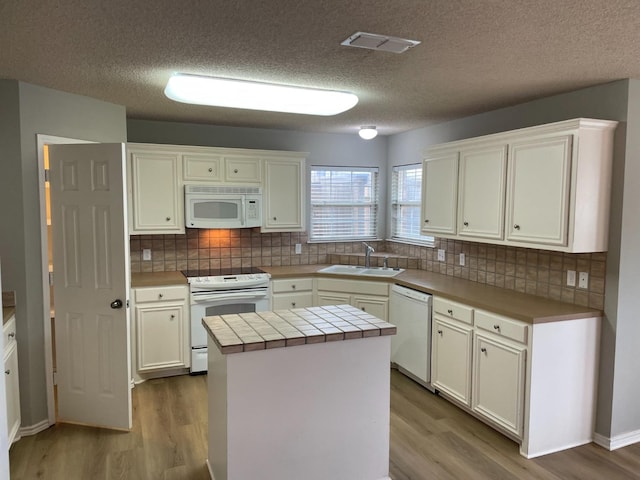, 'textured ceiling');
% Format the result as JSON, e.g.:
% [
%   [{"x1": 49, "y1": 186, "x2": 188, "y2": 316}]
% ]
[{"x1": 1, "y1": 0, "x2": 639, "y2": 135}]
